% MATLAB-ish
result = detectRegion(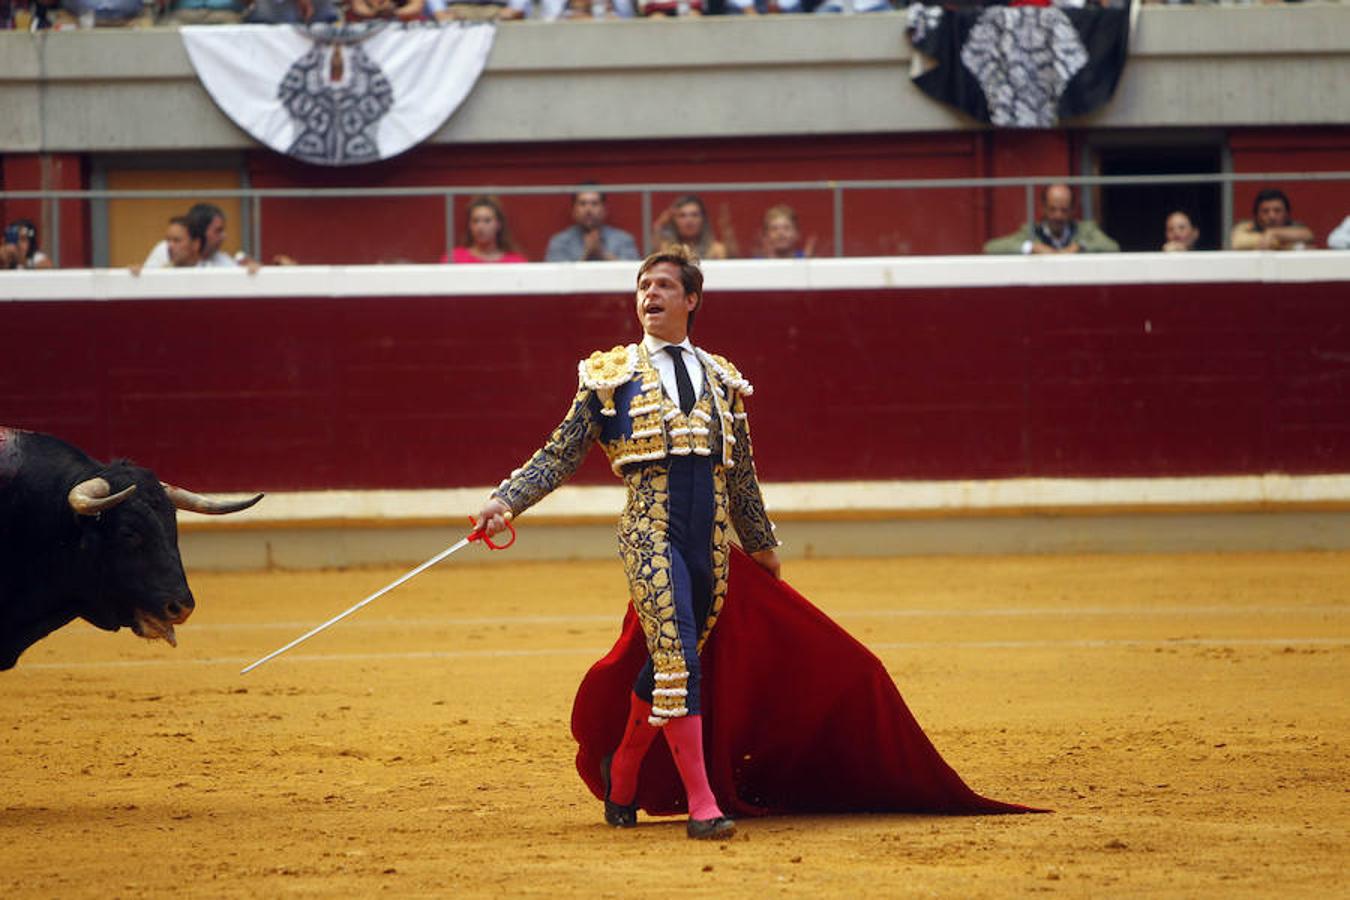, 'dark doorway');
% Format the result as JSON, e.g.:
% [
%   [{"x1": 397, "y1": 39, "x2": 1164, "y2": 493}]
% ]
[{"x1": 1096, "y1": 144, "x2": 1223, "y2": 252}]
